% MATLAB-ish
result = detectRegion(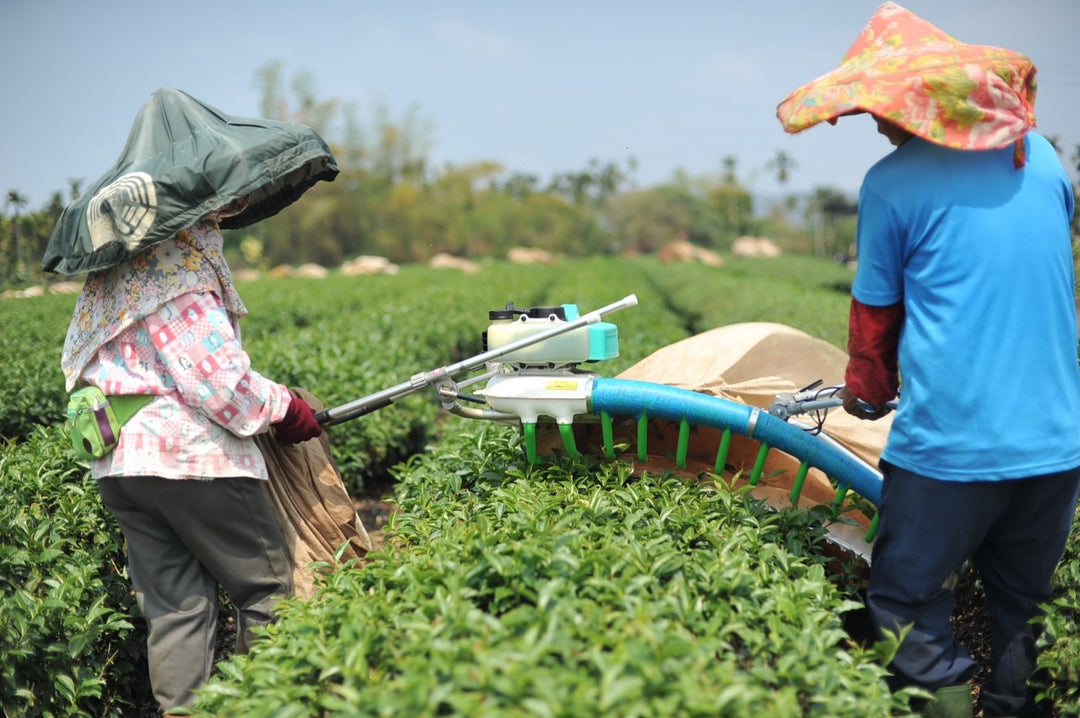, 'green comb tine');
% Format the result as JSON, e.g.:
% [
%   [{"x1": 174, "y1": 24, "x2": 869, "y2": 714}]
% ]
[
  {"x1": 714, "y1": 427, "x2": 732, "y2": 475},
  {"x1": 676, "y1": 418, "x2": 690, "y2": 469},
  {"x1": 832, "y1": 485, "x2": 849, "y2": 517},
  {"x1": 559, "y1": 423, "x2": 579, "y2": 458},
  {"x1": 865, "y1": 512, "x2": 879, "y2": 543},
  {"x1": 749, "y1": 442, "x2": 770, "y2": 486},
  {"x1": 601, "y1": 411, "x2": 615, "y2": 459},
  {"x1": 523, "y1": 422, "x2": 539, "y2": 465},
  {"x1": 789, "y1": 460, "x2": 811, "y2": 505},
  {"x1": 637, "y1": 411, "x2": 649, "y2": 462}
]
